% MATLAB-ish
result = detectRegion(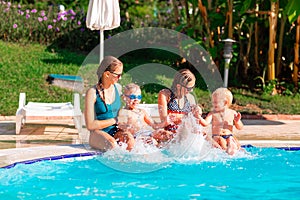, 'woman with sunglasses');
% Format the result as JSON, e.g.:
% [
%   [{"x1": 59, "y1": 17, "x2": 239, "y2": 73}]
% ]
[
  {"x1": 84, "y1": 56, "x2": 133, "y2": 151},
  {"x1": 153, "y1": 68, "x2": 202, "y2": 142}
]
